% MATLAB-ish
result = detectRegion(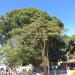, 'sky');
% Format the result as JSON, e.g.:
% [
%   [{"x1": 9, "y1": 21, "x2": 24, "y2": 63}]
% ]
[{"x1": 0, "y1": 0, "x2": 75, "y2": 35}]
